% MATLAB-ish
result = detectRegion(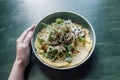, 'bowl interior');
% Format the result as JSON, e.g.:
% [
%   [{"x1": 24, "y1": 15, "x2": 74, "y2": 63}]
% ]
[{"x1": 31, "y1": 12, "x2": 96, "y2": 69}]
